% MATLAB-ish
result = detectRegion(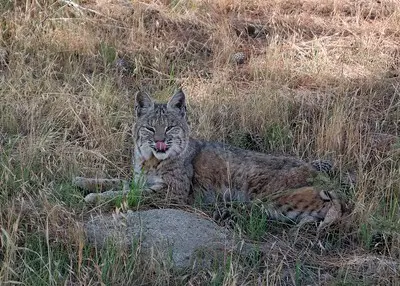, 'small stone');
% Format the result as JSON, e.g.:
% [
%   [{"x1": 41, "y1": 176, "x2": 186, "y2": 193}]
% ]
[
  {"x1": 114, "y1": 57, "x2": 134, "y2": 74},
  {"x1": 231, "y1": 52, "x2": 246, "y2": 65}
]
